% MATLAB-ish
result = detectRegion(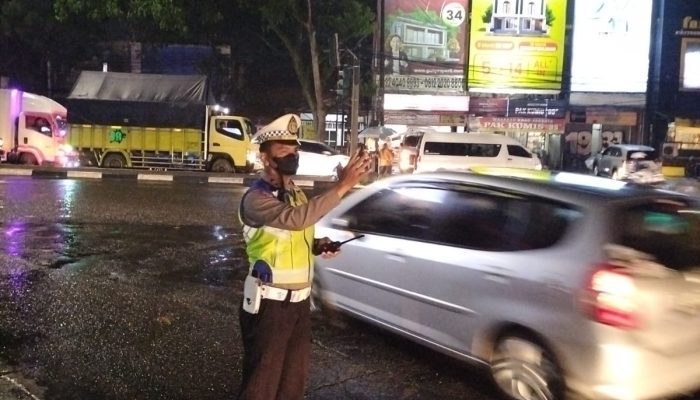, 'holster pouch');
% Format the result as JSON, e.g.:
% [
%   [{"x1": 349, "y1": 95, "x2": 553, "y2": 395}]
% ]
[{"x1": 242, "y1": 275, "x2": 263, "y2": 314}]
